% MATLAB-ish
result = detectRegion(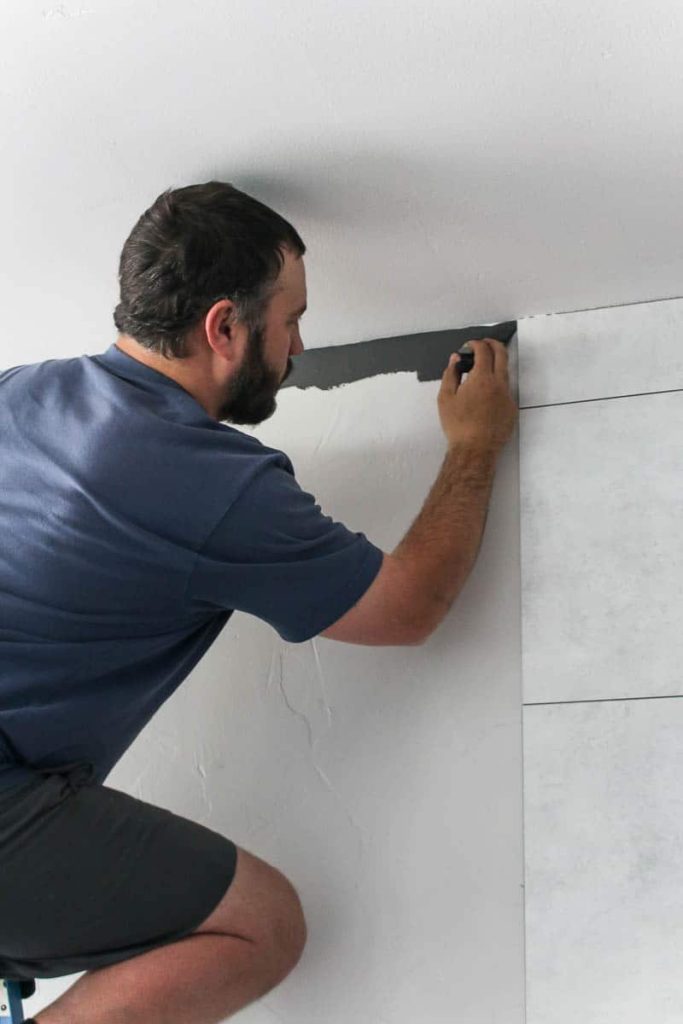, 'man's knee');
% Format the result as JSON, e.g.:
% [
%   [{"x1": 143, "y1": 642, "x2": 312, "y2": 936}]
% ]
[
  {"x1": 266, "y1": 877, "x2": 307, "y2": 981},
  {"x1": 193, "y1": 845, "x2": 307, "y2": 970}
]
